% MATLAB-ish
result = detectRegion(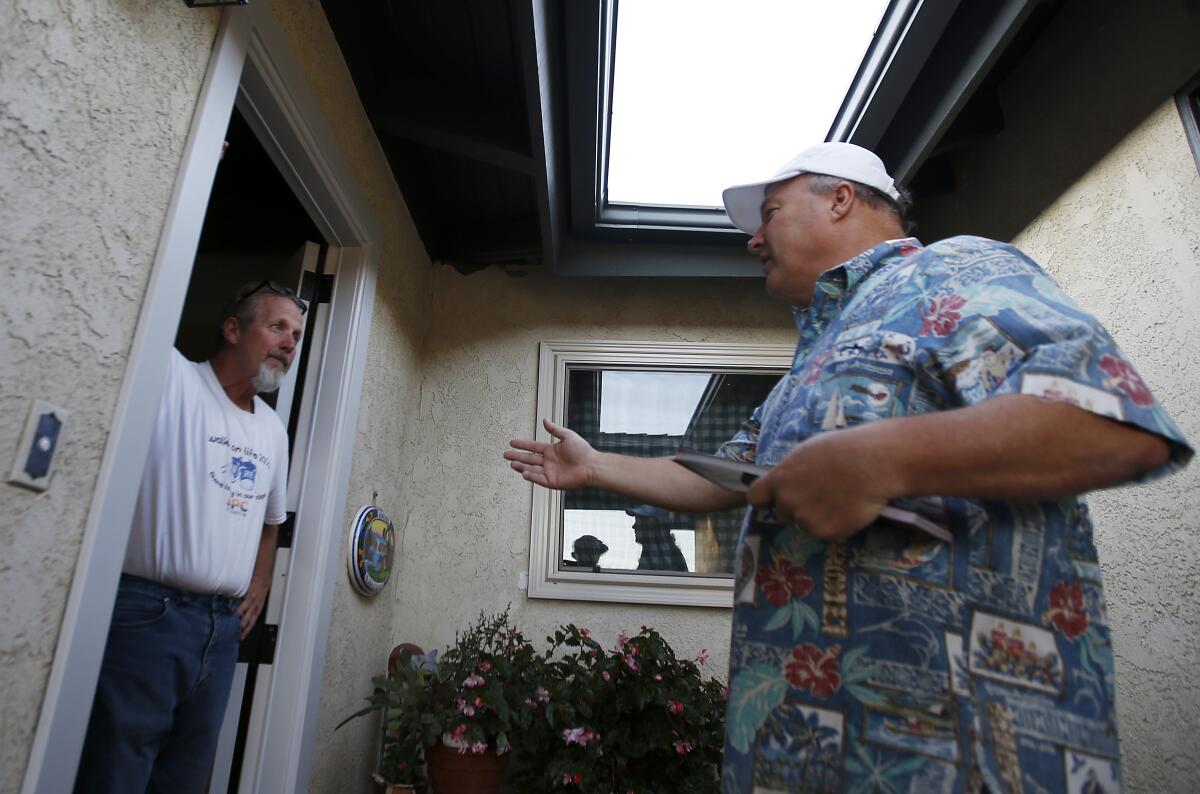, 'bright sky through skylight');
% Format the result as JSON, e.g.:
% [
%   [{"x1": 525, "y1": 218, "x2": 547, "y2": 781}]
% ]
[
  {"x1": 599, "y1": 371, "x2": 711, "y2": 435},
  {"x1": 607, "y1": 0, "x2": 890, "y2": 208}
]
